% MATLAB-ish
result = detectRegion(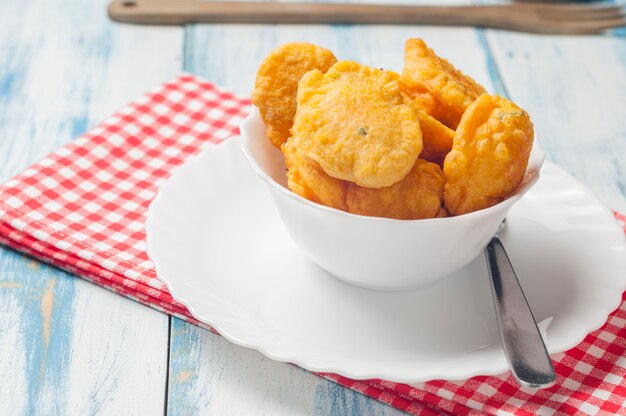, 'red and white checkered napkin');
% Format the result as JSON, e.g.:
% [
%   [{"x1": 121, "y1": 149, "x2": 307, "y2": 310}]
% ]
[{"x1": 0, "y1": 75, "x2": 625, "y2": 416}]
